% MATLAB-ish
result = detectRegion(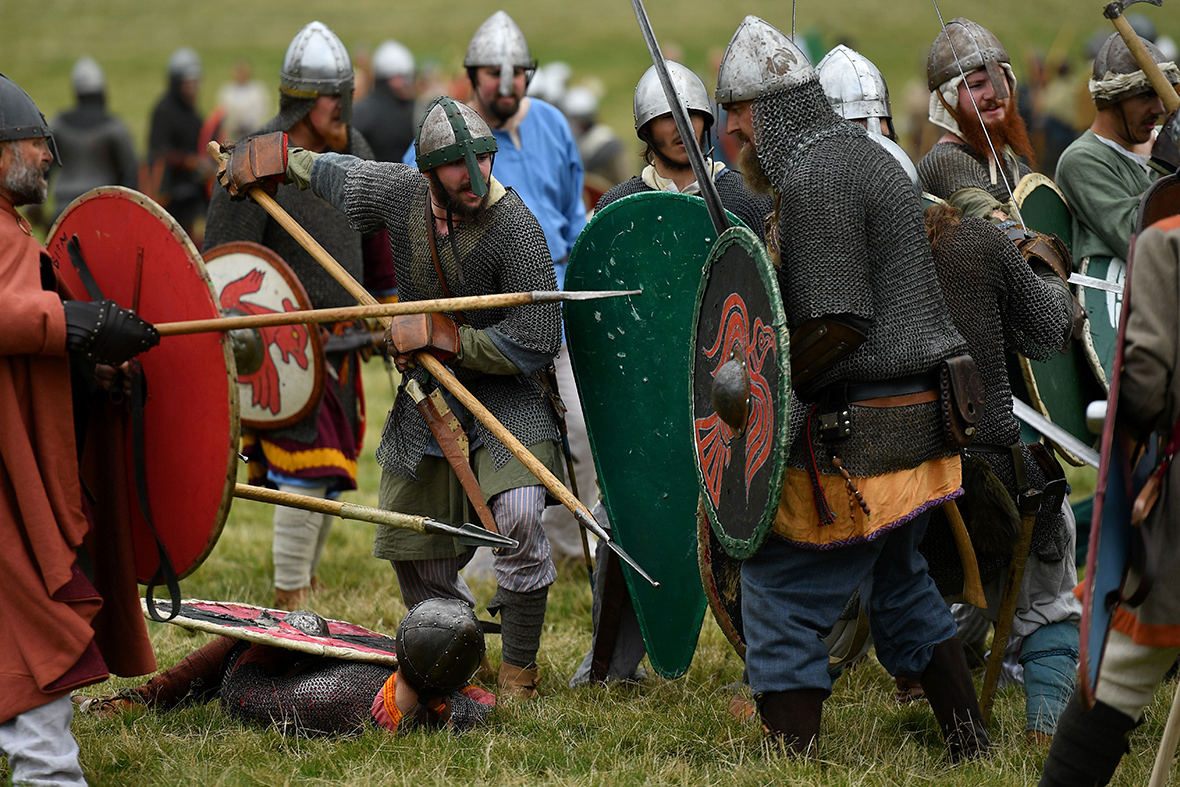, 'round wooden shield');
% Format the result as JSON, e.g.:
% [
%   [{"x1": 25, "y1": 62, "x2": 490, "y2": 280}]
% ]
[
  {"x1": 204, "y1": 242, "x2": 325, "y2": 430},
  {"x1": 691, "y1": 226, "x2": 790, "y2": 560},
  {"x1": 1011, "y1": 175, "x2": 1106, "y2": 466},
  {"x1": 145, "y1": 599, "x2": 398, "y2": 666},
  {"x1": 1137, "y1": 173, "x2": 1180, "y2": 233},
  {"x1": 47, "y1": 186, "x2": 238, "y2": 582},
  {"x1": 565, "y1": 191, "x2": 737, "y2": 679}
]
